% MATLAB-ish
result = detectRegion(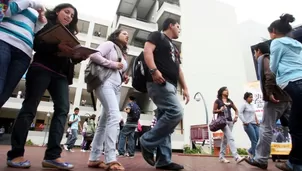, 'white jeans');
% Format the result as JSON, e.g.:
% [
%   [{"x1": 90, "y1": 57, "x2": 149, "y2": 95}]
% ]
[
  {"x1": 89, "y1": 82, "x2": 121, "y2": 163},
  {"x1": 219, "y1": 121, "x2": 240, "y2": 159}
]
